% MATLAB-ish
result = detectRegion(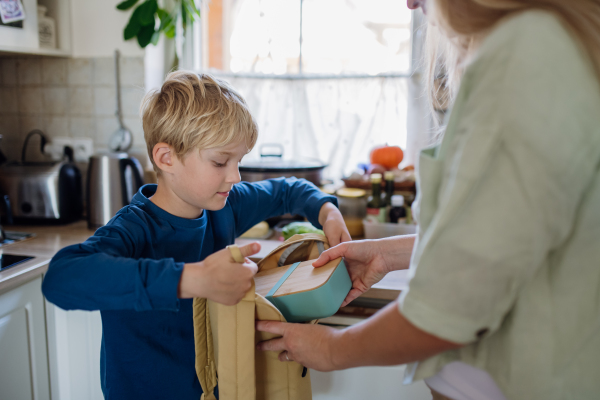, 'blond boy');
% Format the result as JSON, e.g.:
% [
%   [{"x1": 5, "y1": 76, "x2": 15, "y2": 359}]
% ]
[{"x1": 42, "y1": 71, "x2": 349, "y2": 399}]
